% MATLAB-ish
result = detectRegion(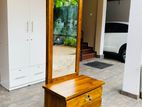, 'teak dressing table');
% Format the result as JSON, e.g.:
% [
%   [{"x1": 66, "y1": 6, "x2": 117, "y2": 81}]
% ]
[{"x1": 43, "y1": 0, "x2": 105, "y2": 107}]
